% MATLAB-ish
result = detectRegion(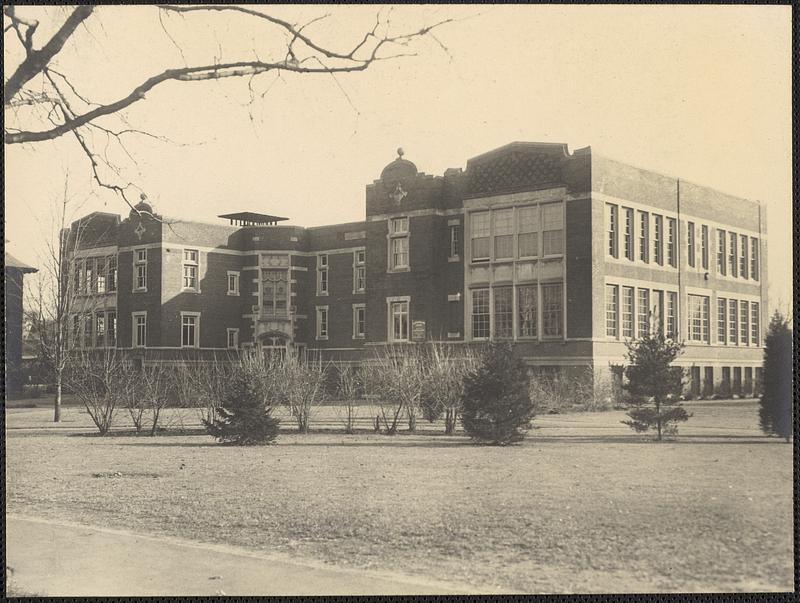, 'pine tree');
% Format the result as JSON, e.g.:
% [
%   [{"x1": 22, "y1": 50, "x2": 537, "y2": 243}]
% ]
[
  {"x1": 759, "y1": 311, "x2": 793, "y2": 442},
  {"x1": 204, "y1": 369, "x2": 280, "y2": 445},
  {"x1": 460, "y1": 343, "x2": 534, "y2": 445},
  {"x1": 621, "y1": 331, "x2": 690, "y2": 441}
]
